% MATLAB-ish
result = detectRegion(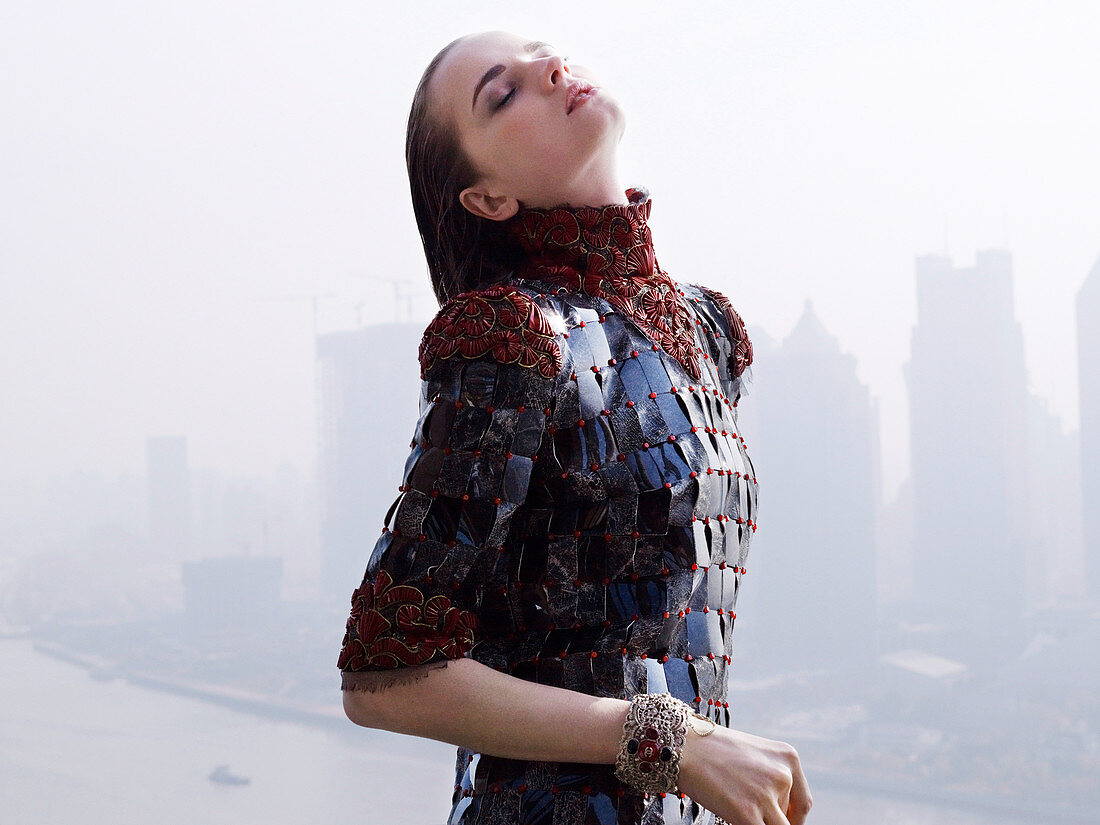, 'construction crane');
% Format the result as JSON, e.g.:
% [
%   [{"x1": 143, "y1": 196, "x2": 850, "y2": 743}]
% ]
[
  {"x1": 264, "y1": 293, "x2": 336, "y2": 337},
  {"x1": 354, "y1": 274, "x2": 433, "y2": 325}
]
